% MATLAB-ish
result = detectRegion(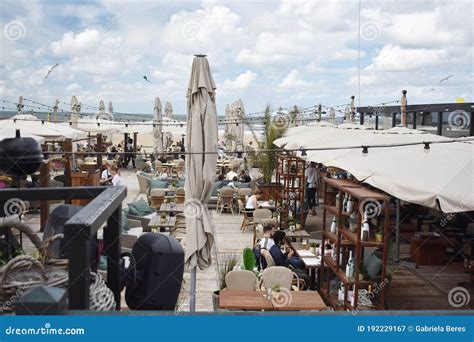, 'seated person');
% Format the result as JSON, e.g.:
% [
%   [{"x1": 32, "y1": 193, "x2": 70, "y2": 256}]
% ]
[
  {"x1": 269, "y1": 231, "x2": 304, "y2": 270},
  {"x1": 245, "y1": 189, "x2": 263, "y2": 216},
  {"x1": 254, "y1": 223, "x2": 275, "y2": 270},
  {"x1": 110, "y1": 166, "x2": 124, "y2": 186},
  {"x1": 227, "y1": 176, "x2": 239, "y2": 189},
  {"x1": 100, "y1": 164, "x2": 113, "y2": 185},
  {"x1": 226, "y1": 168, "x2": 238, "y2": 180},
  {"x1": 239, "y1": 169, "x2": 251, "y2": 183},
  {"x1": 160, "y1": 167, "x2": 170, "y2": 180}
]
